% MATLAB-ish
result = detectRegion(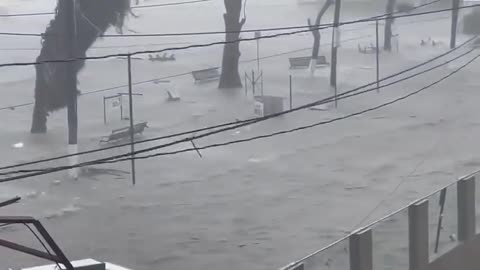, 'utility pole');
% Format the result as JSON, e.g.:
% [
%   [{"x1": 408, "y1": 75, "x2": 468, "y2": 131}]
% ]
[
  {"x1": 255, "y1": 31, "x2": 261, "y2": 72},
  {"x1": 450, "y1": 0, "x2": 460, "y2": 49},
  {"x1": 329, "y1": 0, "x2": 341, "y2": 108},
  {"x1": 66, "y1": 0, "x2": 79, "y2": 179},
  {"x1": 127, "y1": 55, "x2": 137, "y2": 186}
]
